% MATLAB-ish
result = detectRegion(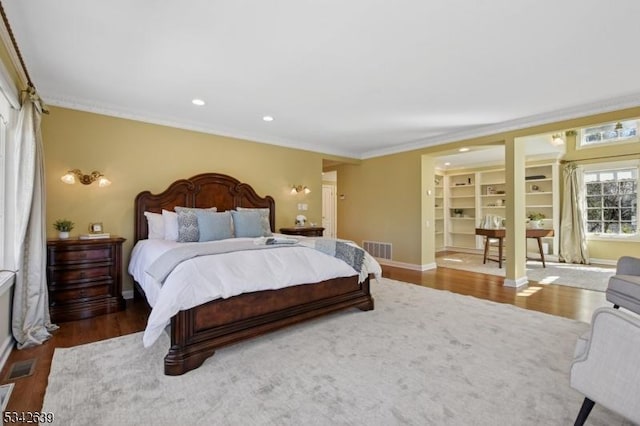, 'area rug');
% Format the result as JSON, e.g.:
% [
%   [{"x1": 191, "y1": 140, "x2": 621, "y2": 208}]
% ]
[
  {"x1": 41, "y1": 278, "x2": 627, "y2": 425},
  {"x1": 437, "y1": 252, "x2": 615, "y2": 292}
]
